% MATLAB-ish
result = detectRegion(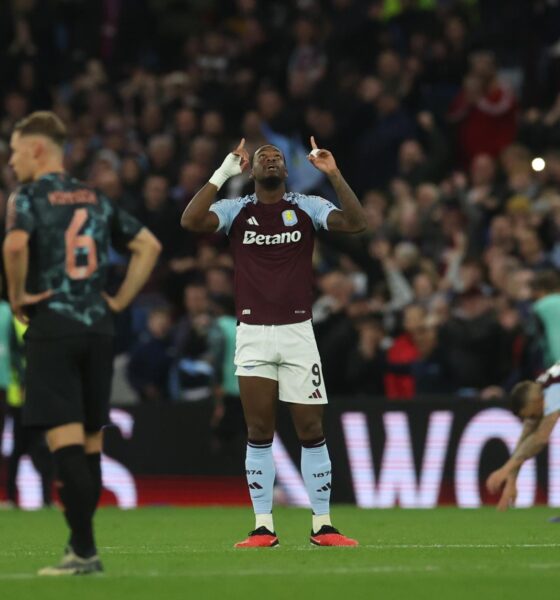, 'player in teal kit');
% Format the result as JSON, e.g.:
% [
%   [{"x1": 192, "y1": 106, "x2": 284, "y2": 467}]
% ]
[
  {"x1": 3, "y1": 112, "x2": 161, "y2": 574},
  {"x1": 182, "y1": 138, "x2": 365, "y2": 547}
]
